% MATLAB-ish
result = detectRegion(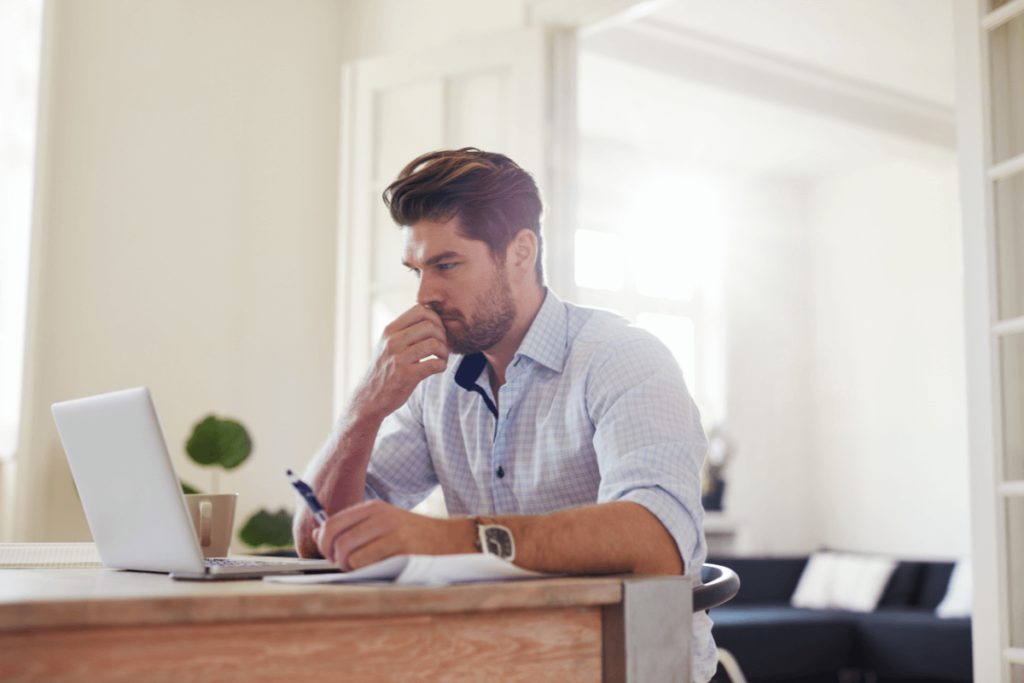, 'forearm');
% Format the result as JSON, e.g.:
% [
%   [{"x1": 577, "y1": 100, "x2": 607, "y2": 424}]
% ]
[
  {"x1": 493, "y1": 501, "x2": 684, "y2": 576},
  {"x1": 293, "y1": 410, "x2": 382, "y2": 557},
  {"x1": 306, "y1": 415, "x2": 381, "y2": 512}
]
